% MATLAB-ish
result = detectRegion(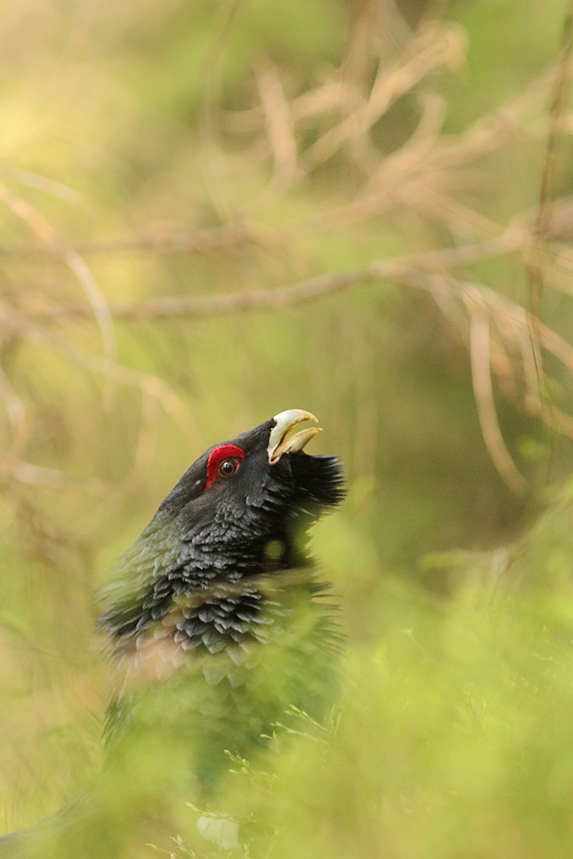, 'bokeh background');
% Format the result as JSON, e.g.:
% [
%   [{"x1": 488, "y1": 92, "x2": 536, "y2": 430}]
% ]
[{"x1": 2, "y1": 0, "x2": 573, "y2": 855}]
